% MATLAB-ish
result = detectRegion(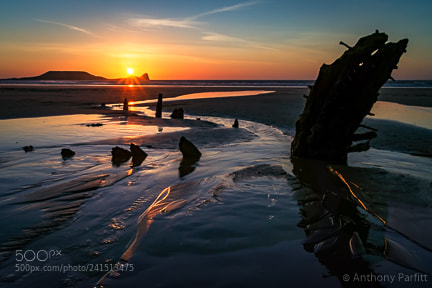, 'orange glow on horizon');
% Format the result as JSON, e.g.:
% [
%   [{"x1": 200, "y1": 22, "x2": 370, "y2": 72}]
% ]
[
  {"x1": 121, "y1": 75, "x2": 140, "y2": 86},
  {"x1": 118, "y1": 75, "x2": 148, "y2": 108}
]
